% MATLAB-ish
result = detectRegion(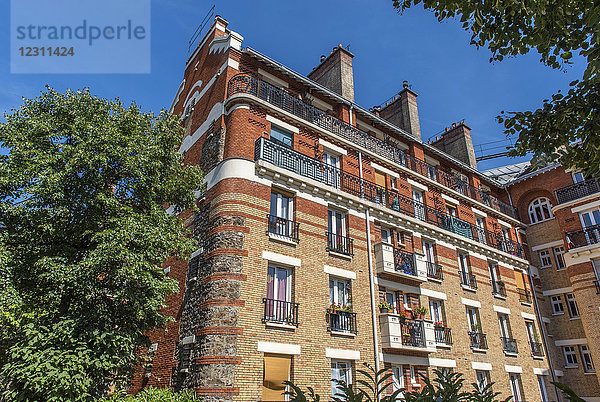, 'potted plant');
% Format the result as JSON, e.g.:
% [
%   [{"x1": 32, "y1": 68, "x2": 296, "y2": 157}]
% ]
[
  {"x1": 378, "y1": 301, "x2": 393, "y2": 313},
  {"x1": 414, "y1": 306, "x2": 428, "y2": 320},
  {"x1": 398, "y1": 310, "x2": 409, "y2": 323},
  {"x1": 339, "y1": 304, "x2": 353, "y2": 313}
]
